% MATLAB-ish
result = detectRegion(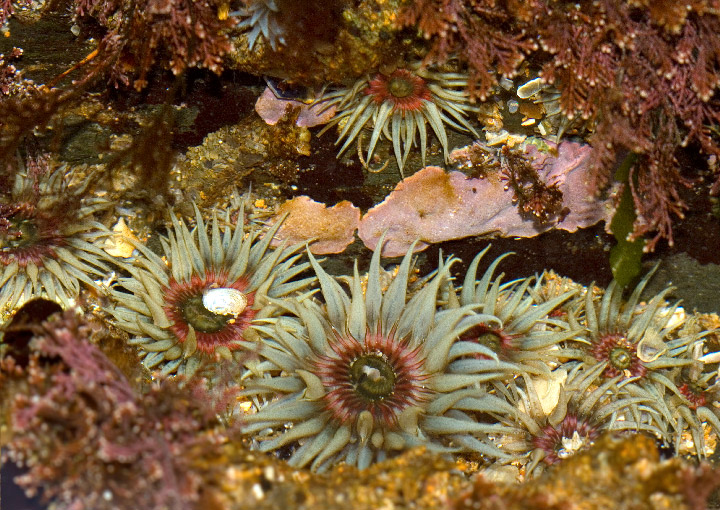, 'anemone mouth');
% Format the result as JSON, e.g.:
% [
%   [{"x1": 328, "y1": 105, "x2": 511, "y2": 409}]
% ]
[
  {"x1": 314, "y1": 327, "x2": 430, "y2": 427},
  {"x1": 179, "y1": 293, "x2": 232, "y2": 333},
  {"x1": 609, "y1": 346, "x2": 632, "y2": 369},
  {"x1": 366, "y1": 69, "x2": 431, "y2": 112},
  {"x1": 678, "y1": 382, "x2": 708, "y2": 410},
  {"x1": 349, "y1": 352, "x2": 397, "y2": 402},
  {"x1": 163, "y1": 270, "x2": 256, "y2": 355},
  {"x1": 0, "y1": 202, "x2": 64, "y2": 267},
  {"x1": 591, "y1": 333, "x2": 646, "y2": 379},
  {"x1": 461, "y1": 323, "x2": 515, "y2": 359},
  {"x1": 532, "y1": 414, "x2": 599, "y2": 464}
]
